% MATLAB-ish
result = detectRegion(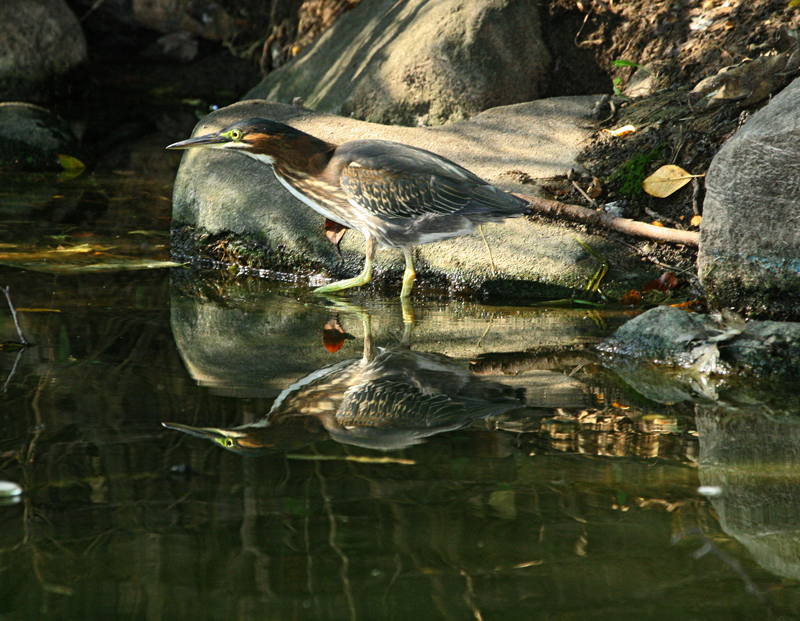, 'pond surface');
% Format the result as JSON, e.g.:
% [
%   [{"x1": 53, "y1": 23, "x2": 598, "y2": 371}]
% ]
[{"x1": 2, "y1": 155, "x2": 800, "y2": 620}]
